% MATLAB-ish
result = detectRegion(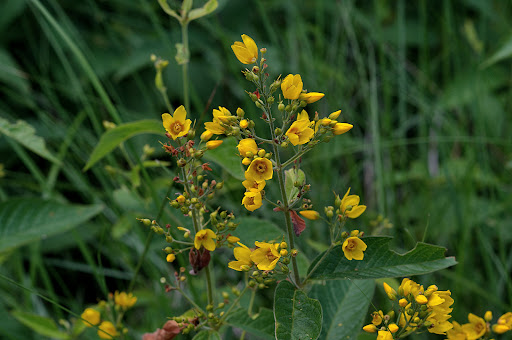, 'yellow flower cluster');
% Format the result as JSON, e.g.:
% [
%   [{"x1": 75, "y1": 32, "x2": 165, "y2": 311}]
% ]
[
  {"x1": 228, "y1": 241, "x2": 288, "y2": 271},
  {"x1": 80, "y1": 291, "x2": 136, "y2": 339},
  {"x1": 236, "y1": 138, "x2": 273, "y2": 211},
  {"x1": 446, "y1": 311, "x2": 512, "y2": 339},
  {"x1": 364, "y1": 279, "x2": 454, "y2": 338}
]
